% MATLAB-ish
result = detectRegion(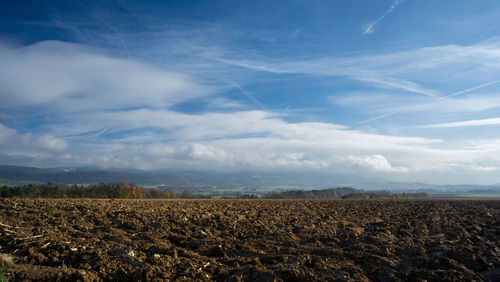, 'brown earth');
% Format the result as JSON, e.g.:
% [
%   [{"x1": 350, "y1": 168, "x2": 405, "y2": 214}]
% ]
[{"x1": 0, "y1": 199, "x2": 499, "y2": 281}]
